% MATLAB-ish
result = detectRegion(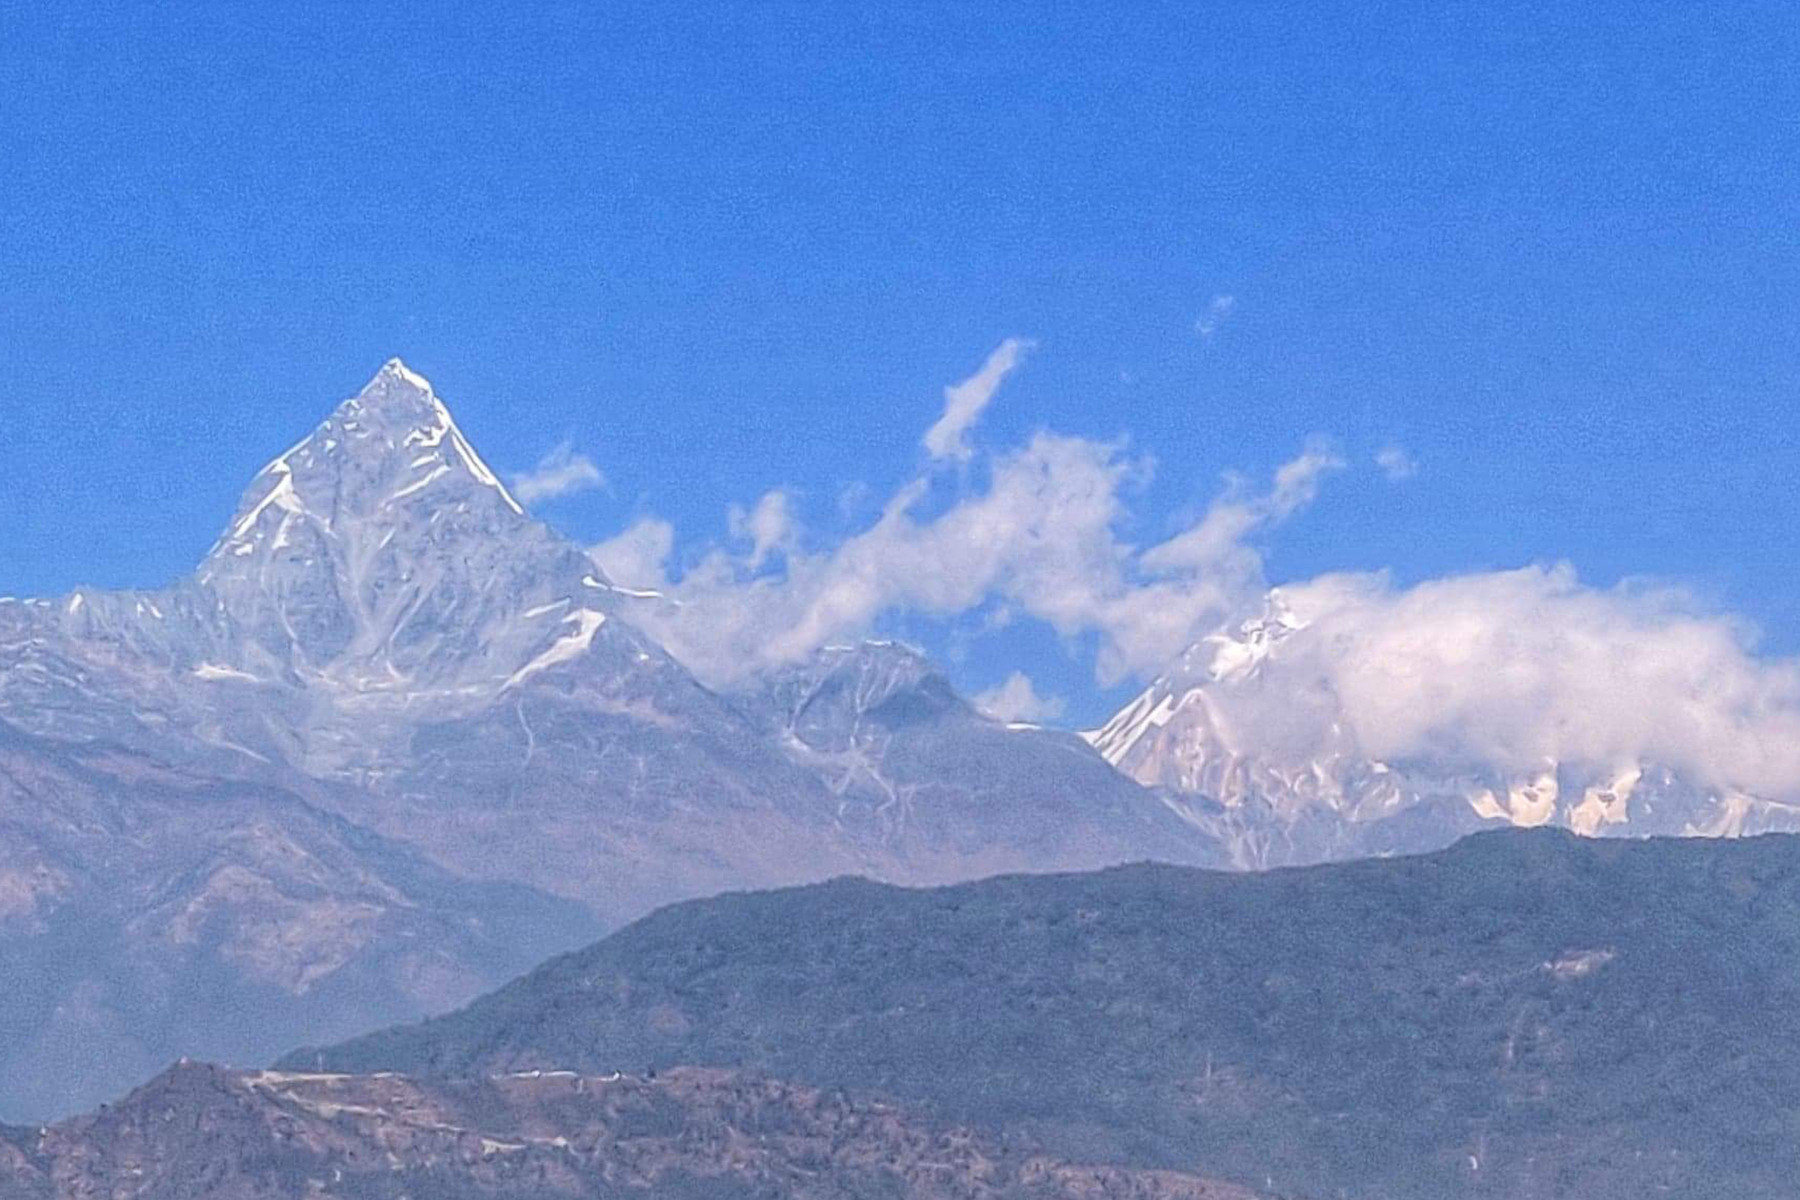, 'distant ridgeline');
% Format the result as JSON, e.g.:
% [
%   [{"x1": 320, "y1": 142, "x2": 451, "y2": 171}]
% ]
[{"x1": 3, "y1": 358, "x2": 1795, "y2": 1130}]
